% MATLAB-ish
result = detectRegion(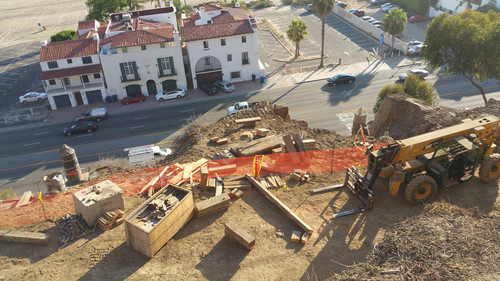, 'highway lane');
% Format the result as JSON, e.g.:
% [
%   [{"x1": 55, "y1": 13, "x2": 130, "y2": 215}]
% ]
[{"x1": 1, "y1": 66, "x2": 499, "y2": 195}]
